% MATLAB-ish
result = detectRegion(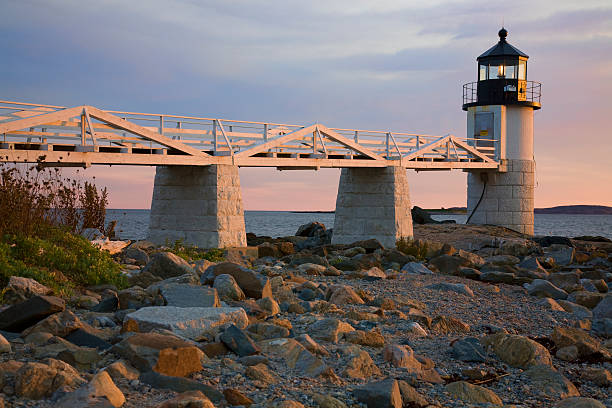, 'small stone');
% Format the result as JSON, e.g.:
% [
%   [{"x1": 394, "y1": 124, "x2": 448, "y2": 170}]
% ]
[
  {"x1": 0, "y1": 334, "x2": 11, "y2": 353},
  {"x1": 224, "y1": 388, "x2": 253, "y2": 406},
  {"x1": 445, "y1": 381, "x2": 502, "y2": 406},
  {"x1": 153, "y1": 346, "x2": 205, "y2": 377},
  {"x1": 259, "y1": 338, "x2": 327, "y2": 377},
  {"x1": 405, "y1": 322, "x2": 428, "y2": 337},
  {"x1": 213, "y1": 274, "x2": 246, "y2": 301},
  {"x1": 15, "y1": 359, "x2": 85, "y2": 399},
  {"x1": 245, "y1": 363, "x2": 278, "y2": 385},
  {"x1": 22, "y1": 309, "x2": 83, "y2": 337},
  {"x1": 345, "y1": 329, "x2": 385, "y2": 348},
  {"x1": 158, "y1": 284, "x2": 220, "y2": 308},
  {"x1": 580, "y1": 367, "x2": 611, "y2": 387},
  {"x1": 327, "y1": 285, "x2": 364, "y2": 305},
  {"x1": 431, "y1": 315, "x2": 470, "y2": 334},
  {"x1": 257, "y1": 296, "x2": 280, "y2": 315},
  {"x1": 556, "y1": 345, "x2": 579, "y2": 361},
  {"x1": 206, "y1": 262, "x2": 271, "y2": 299},
  {"x1": 56, "y1": 371, "x2": 125, "y2": 408},
  {"x1": 538, "y1": 298, "x2": 566, "y2": 311}
]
